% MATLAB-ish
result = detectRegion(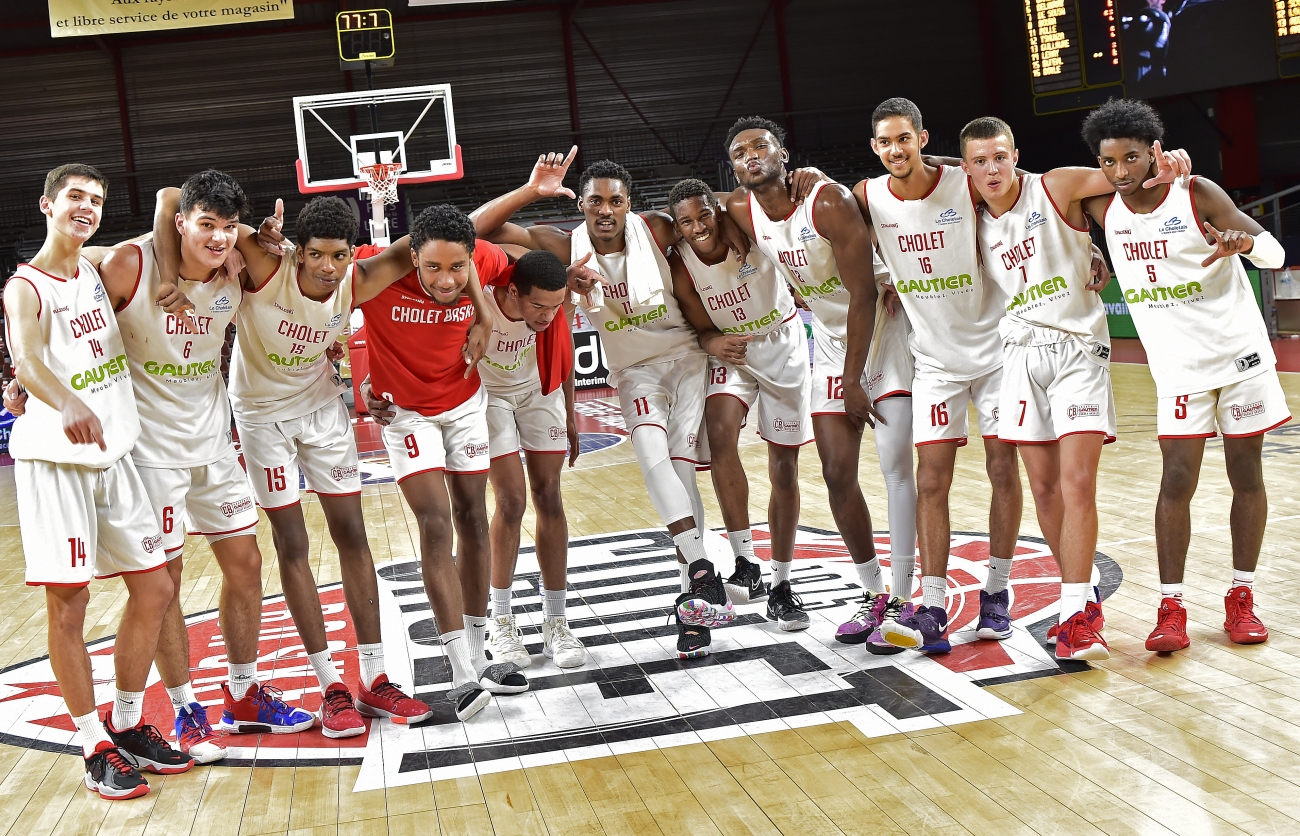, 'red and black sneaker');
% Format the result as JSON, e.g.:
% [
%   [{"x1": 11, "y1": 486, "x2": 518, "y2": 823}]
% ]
[
  {"x1": 318, "y1": 682, "x2": 365, "y2": 738},
  {"x1": 105, "y1": 717, "x2": 194, "y2": 775},
  {"x1": 84, "y1": 741, "x2": 149, "y2": 800},
  {"x1": 1054, "y1": 611, "x2": 1110, "y2": 661},
  {"x1": 1146, "y1": 597, "x2": 1191, "y2": 652},
  {"x1": 1224, "y1": 586, "x2": 1269, "y2": 644},
  {"x1": 357, "y1": 675, "x2": 433, "y2": 725}
]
